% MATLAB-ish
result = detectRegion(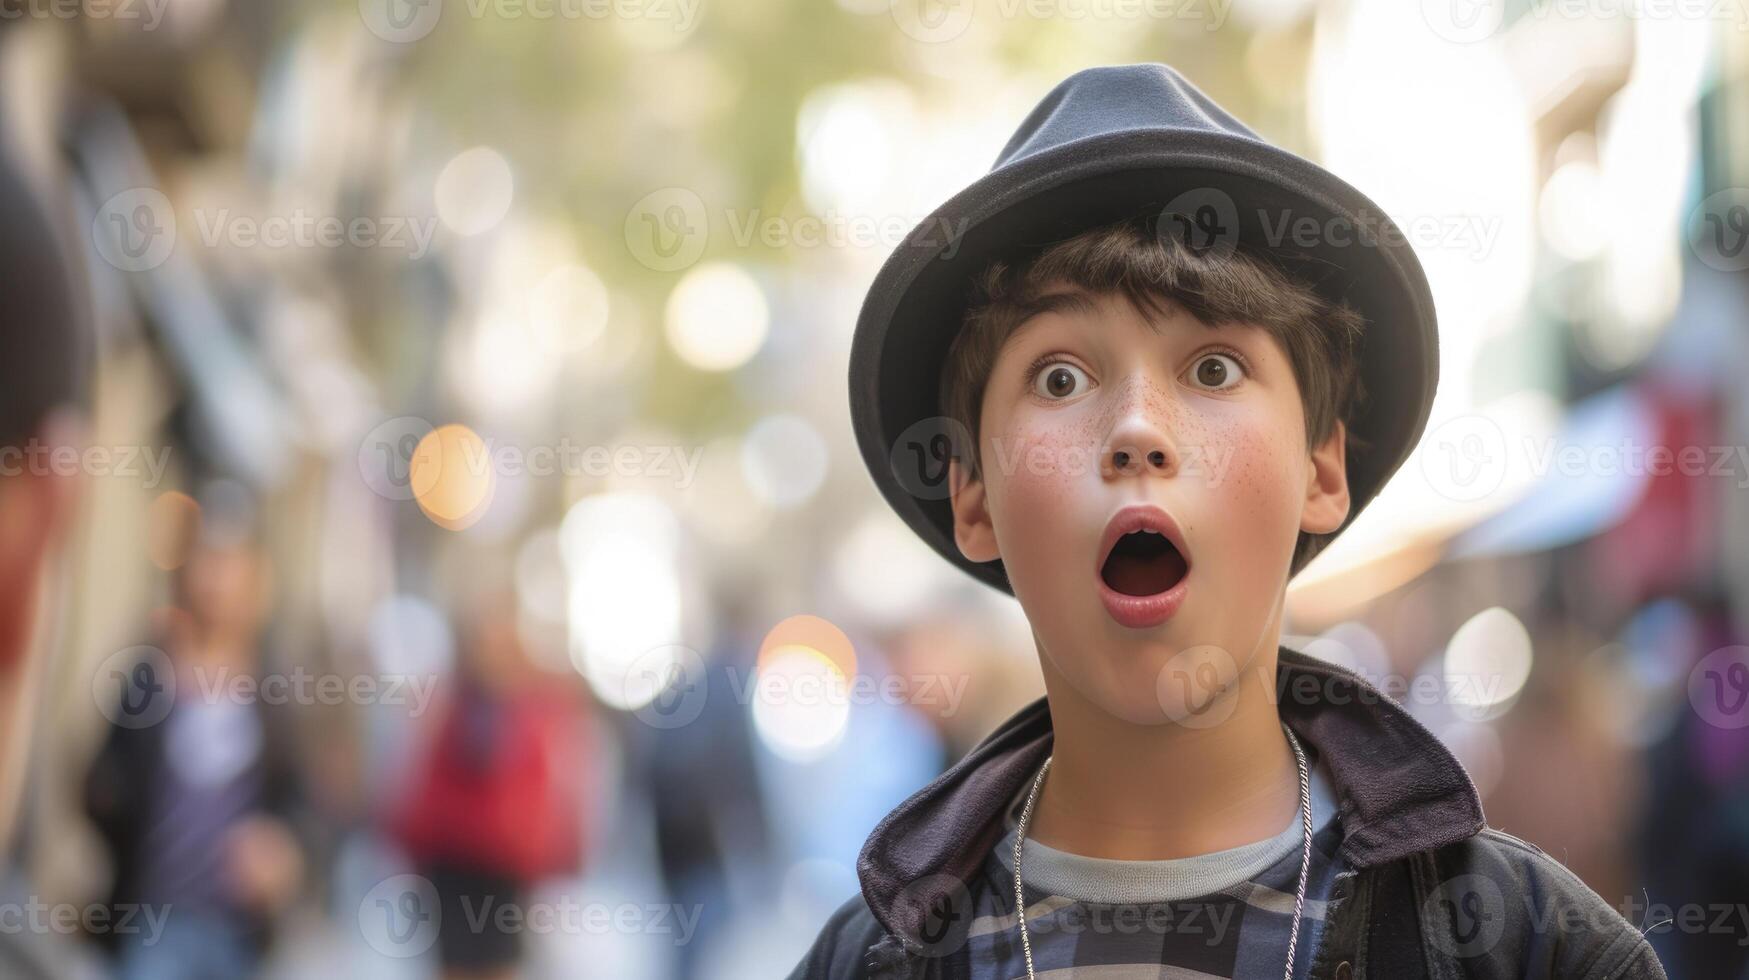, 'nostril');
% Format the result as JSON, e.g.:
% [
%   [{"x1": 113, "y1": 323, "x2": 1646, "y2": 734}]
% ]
[
  {"x1": 1110, "y1": 446, "x2": 1171, "y2": 474},
  {"x1": 1112, "y1": 446, "x2": 1168, "y2": 472}
]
